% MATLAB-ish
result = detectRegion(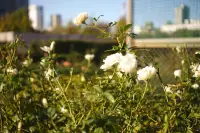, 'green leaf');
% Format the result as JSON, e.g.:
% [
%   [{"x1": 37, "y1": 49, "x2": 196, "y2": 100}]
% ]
[
  {"x1": 94, "y1": 127, "x2": 104, "y2": 133},
  {"x1": 128, "y1": 33, "x2": 137, "y2": 38},
  {"x1": 123, "y1": 24, "x2": 132, "y2": 32},
  {"x1": 93, "y1": 17, "x2": 97, "y2": 21},
  {"x1": 103, "y1": 92, "x2": 115, "y2": 103}
]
